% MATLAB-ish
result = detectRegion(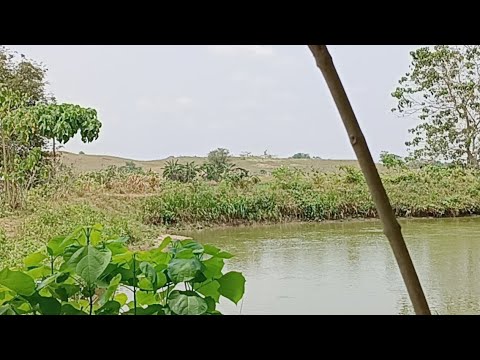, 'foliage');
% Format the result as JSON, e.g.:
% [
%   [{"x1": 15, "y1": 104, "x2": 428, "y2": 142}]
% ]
[
  {"x1": 162, "y1": 151, "x2": 249, "y2": 184},
  {"x1": 81, "y1": 164, "x2": 160, "y2": 193},
  {"x1": 1, "y1": 47, "x2": 102, "y2": 210},
  {"x1": 379, "y1": 151, "x2": 405, "y2": 169},
  {"x1": 163, "y1": 160, "x2": 200, "y2": 183},
  {"x1": 207, "y1": 148, "x2": 231, "y2": 168},
  {"x1": 0, "y1": 225, "x2": 245, "y2": 315},
  {"x1": 4, "y1": 162, "x2": 480, "y2": 267},
  {"x1": 392, "y1": 45, "x2": 480, "y2": 167},
  {"x1": 0, "y1": 46, "x2": 50, "y2": 103},
  {"x1": 143, "y1": 164, "x2": 480, "y2": 226},
  {"x1": 292, "y1": 153, "x2": 311, "y2": 159},
  {"x1": 0, "y1": 89, "x2": 101, "y2": 208}
]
